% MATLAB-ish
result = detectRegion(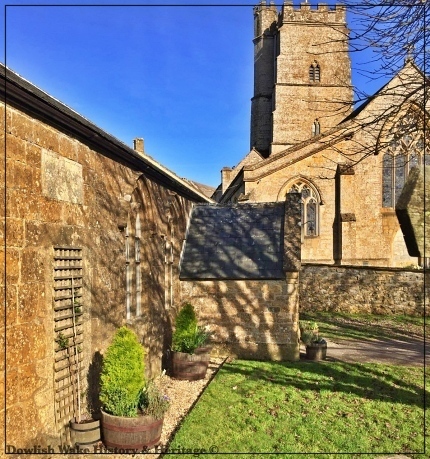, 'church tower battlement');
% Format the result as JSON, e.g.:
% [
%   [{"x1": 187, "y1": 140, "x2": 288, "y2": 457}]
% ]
[
  {"x1": 251, "y1": 1, "x2": 353, "y2": 157},
  {"x1": 280, "y1": 2, "x2": 346, "y2": 24}
]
